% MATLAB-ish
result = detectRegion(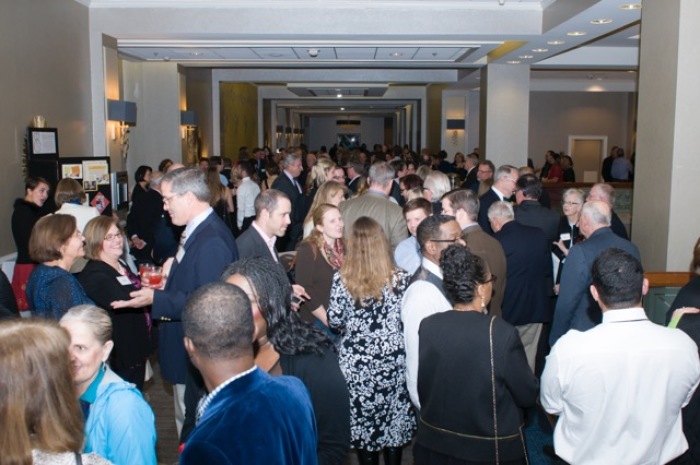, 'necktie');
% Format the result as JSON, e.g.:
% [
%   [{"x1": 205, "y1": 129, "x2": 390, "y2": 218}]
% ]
[{"x1": 176, "y1": 231, "x2": 187, "y2": 262}]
